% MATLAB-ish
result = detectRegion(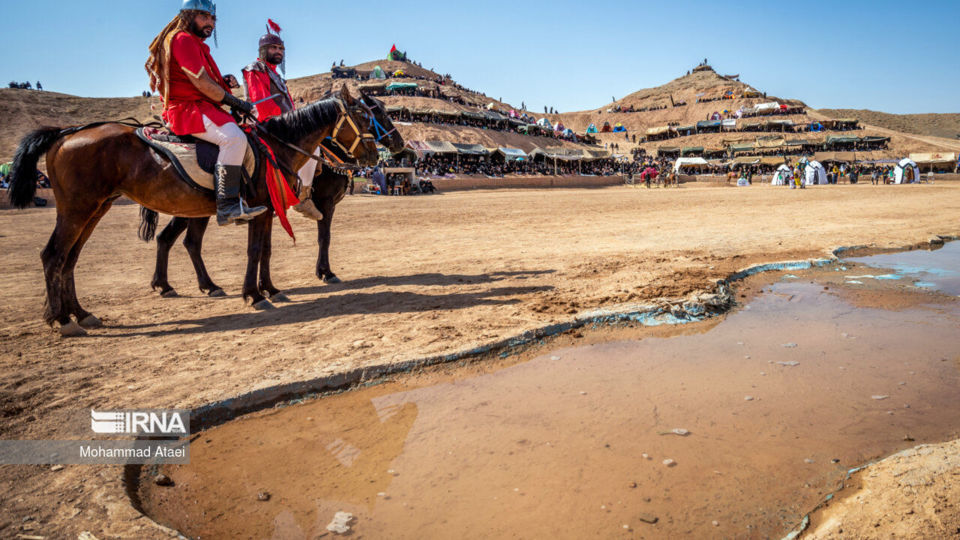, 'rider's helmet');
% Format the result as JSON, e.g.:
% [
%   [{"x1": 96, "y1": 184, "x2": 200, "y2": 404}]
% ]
[{"x1": 180, "y1": 0, "x2": 216, "y2": 15}]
